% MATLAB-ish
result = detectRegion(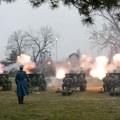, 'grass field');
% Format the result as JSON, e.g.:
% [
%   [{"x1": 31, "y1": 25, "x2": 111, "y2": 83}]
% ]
[{"x1": 0, "y1": 85, "x2": 120, "y2": 120}]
